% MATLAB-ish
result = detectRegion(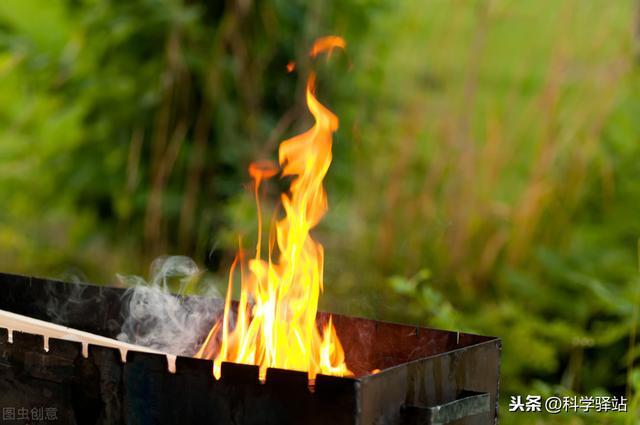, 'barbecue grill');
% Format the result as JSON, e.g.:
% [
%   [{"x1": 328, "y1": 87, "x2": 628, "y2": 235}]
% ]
[{"x1": 0, "y1": 272, "x2": 501, "y2": 424}]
